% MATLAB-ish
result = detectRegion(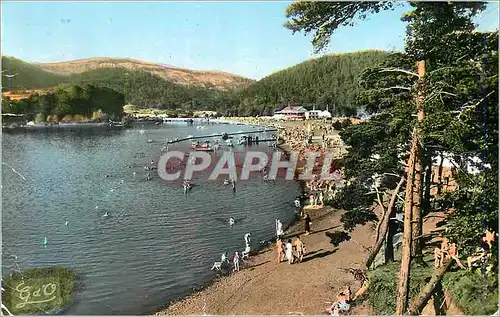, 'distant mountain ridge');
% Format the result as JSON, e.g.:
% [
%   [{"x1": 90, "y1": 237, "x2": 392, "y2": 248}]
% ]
[
  {"x1": 34, "y1": 57, "x2": 254, "y2": 90},
  {"x1": 2, "y1": 51, "x2": 390, "y2": 115}
]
